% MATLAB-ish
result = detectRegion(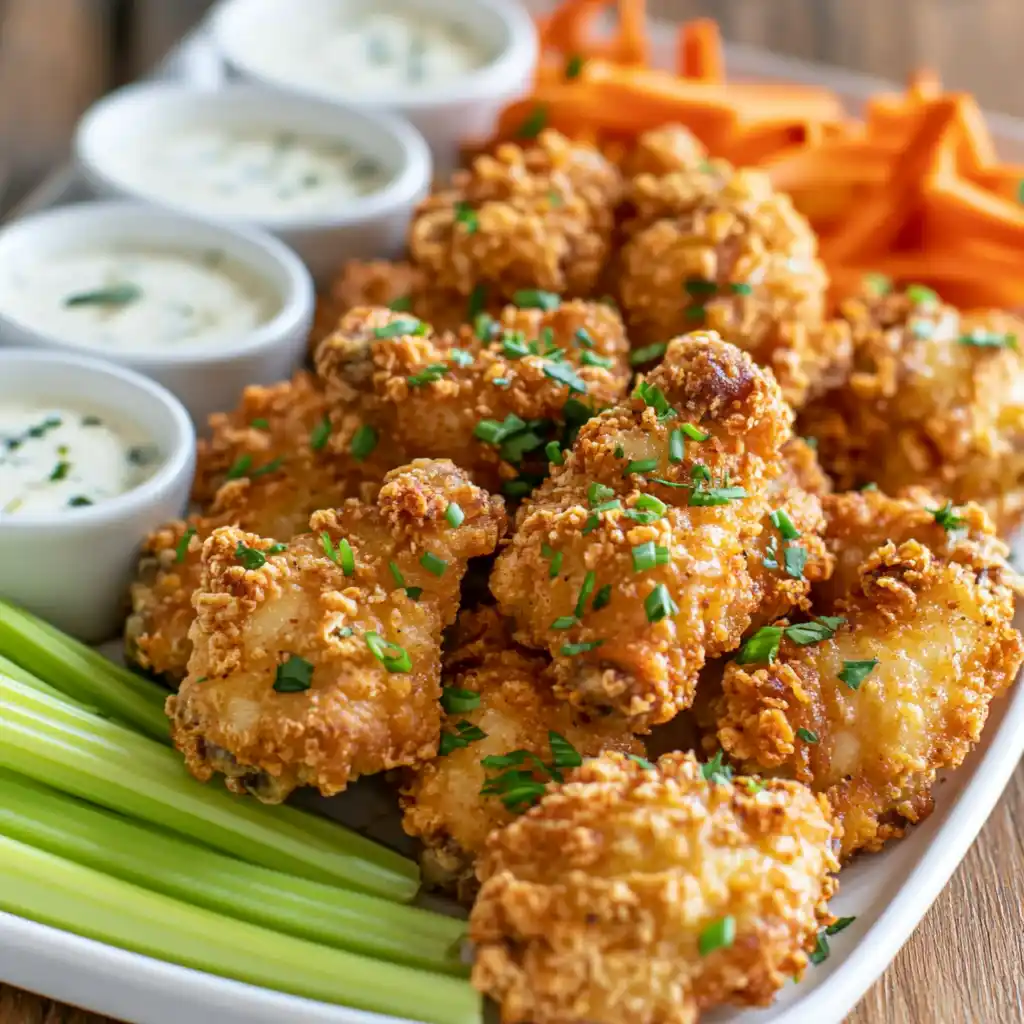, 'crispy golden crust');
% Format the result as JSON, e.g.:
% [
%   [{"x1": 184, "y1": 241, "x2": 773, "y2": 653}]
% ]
[
  {"x1": 470, "y1": 751, "x2": 839, "y2": 1024},
  {"x1": 491, "y1": 333, "x2": 793, "y2": 730},
  {"x1": 408, "y1": 130, "x2": 623, "y2": 302},
  {"x1": 799, "y1": 286, "x2": 1024, "y2": 533},
  {"x1": 717, "y1": 538, "x2": 1023, "y2": 860},
  {"x1": 400, "y1": 608, "x2": 641, "y2": 900},
  {"x1": 165, "y1": 459, "x2": 507, "y2": 801},
  {"x1": 620, "y1": 125, "x2": 708, "y2": 180},
  {"x1": 616, "y1": 167, "x2": 848, "y2": 408},
  {"x1": 315, "y1": 301, "x2": 631, "y2": 492}
]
